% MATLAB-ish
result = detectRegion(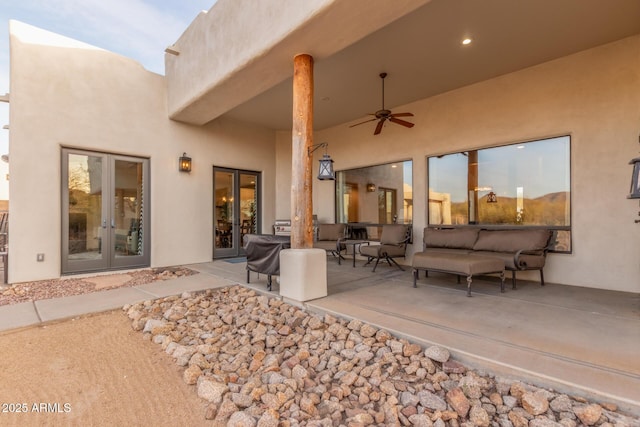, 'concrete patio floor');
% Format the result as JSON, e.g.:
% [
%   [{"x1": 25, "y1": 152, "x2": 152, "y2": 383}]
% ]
[{"x1": 191, "y1": 257, "x2": 640, "y2": 416}]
